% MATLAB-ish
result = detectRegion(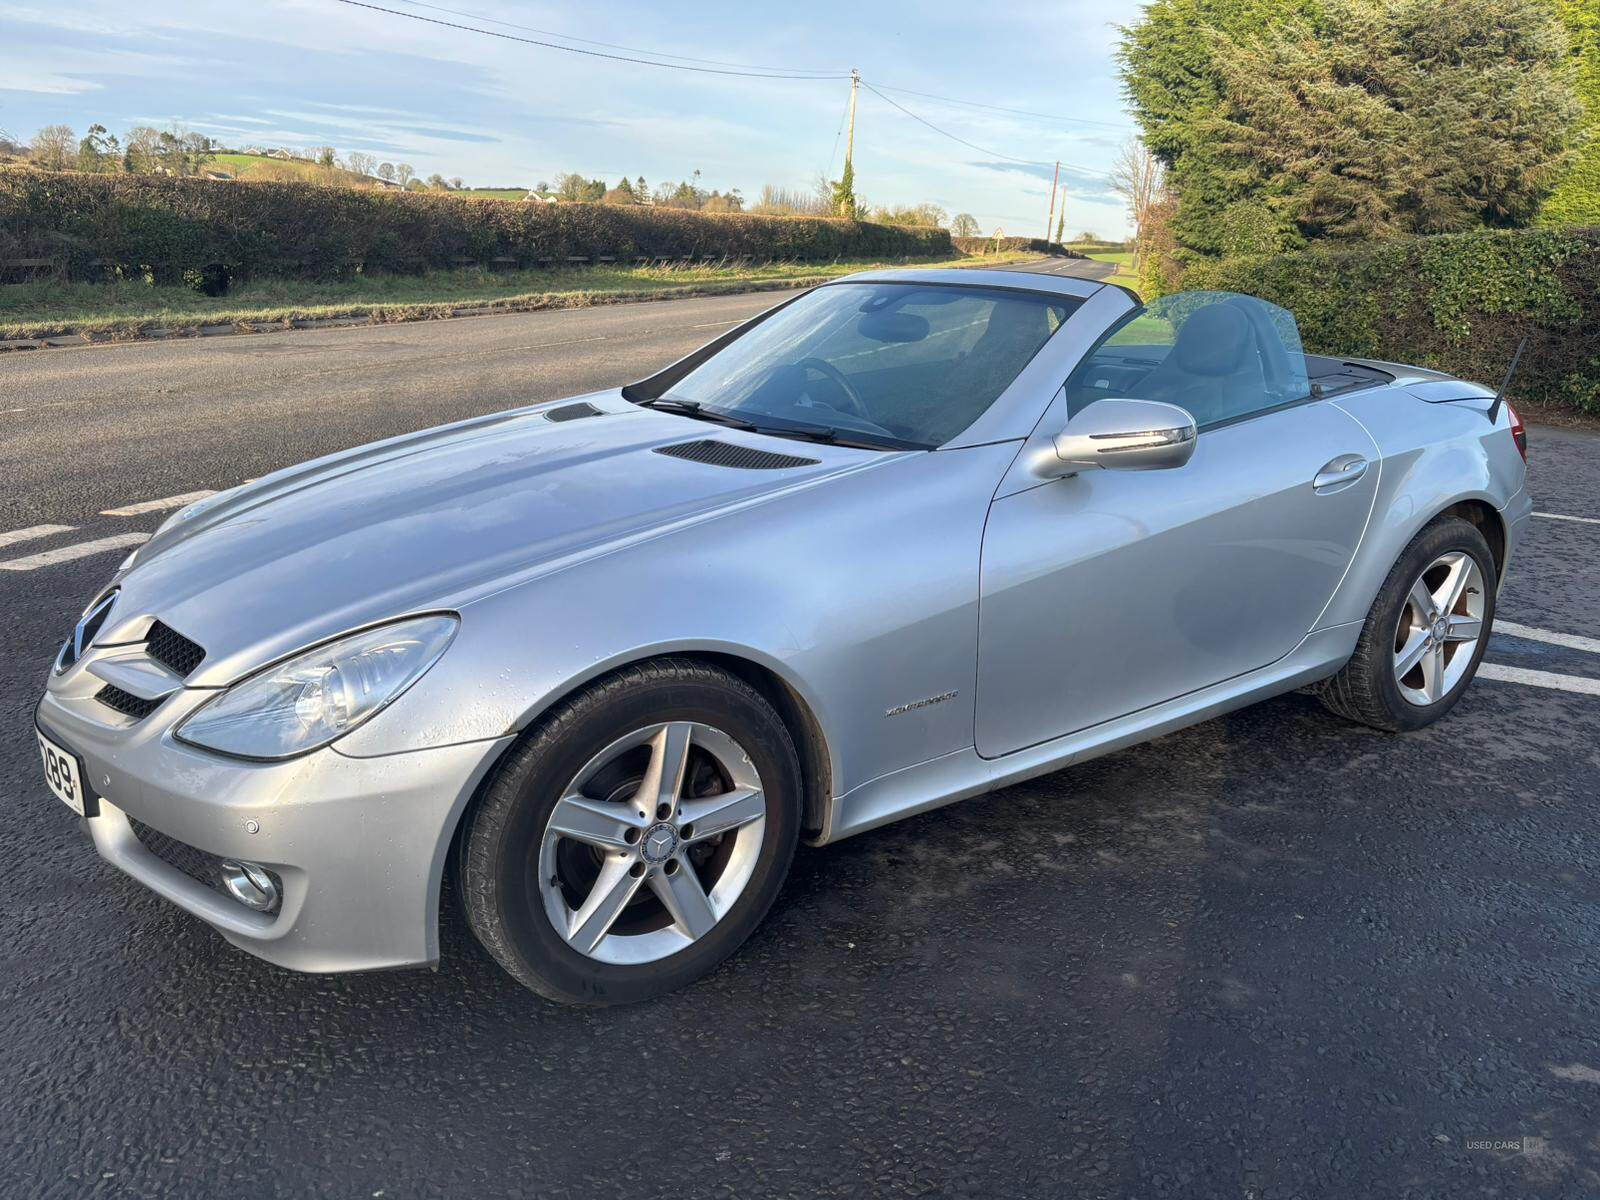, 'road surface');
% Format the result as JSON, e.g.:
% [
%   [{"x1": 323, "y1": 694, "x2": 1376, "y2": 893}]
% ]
[{"x1": 3, "y1": 271, "x2": 1599, "y2": 1198}]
